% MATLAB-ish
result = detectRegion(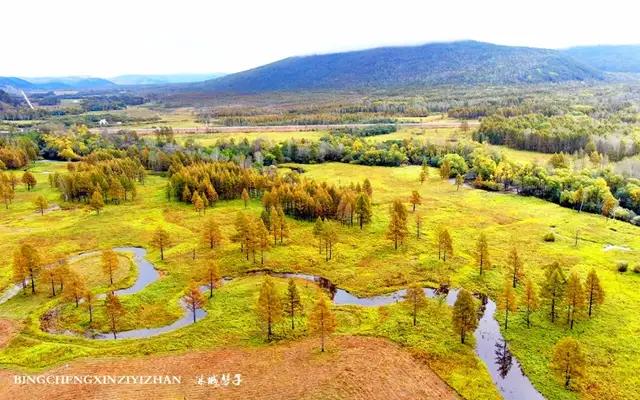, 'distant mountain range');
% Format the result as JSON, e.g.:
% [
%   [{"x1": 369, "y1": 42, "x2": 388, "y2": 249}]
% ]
[
  {"x1": 0, "y1": 73, "x2": 226, "y2": 92},
  {"x1": 561, "y1": 45, "x2": 640, "y2": 73},
  {"x1": 0, "y1": 76, "x2": 116, "y2": 92}
]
